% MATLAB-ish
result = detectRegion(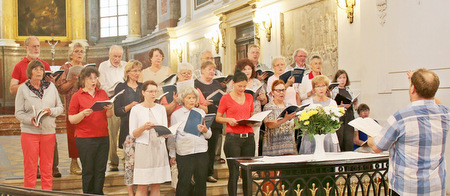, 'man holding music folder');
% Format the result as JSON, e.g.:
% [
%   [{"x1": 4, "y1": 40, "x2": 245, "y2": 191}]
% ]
[{"x1": 366, "y1": 69, "x2": 449, "y2": 196}]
